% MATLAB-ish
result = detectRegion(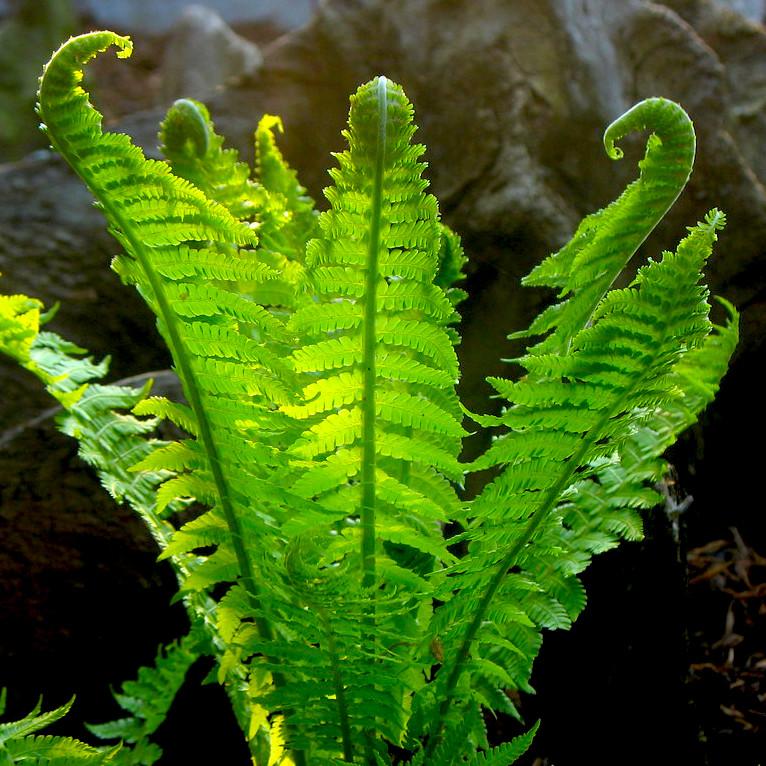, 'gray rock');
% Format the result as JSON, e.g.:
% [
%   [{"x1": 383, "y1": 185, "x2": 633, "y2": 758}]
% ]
[
  {"x1": 4, "y1": 0, "x2": 764, "y2": 438},
  {"x1": 206, "y1": 0, "x2": 765, "y2": 401},
  {"x1": 160, "y1": 5, "x2": 263, "y2": 102},
  {"x1": 71, "y1": 0, "x2": 314, "y2": 33},
  {"x1": 715, "y1": 0, "x2": 765, "y2": 21}
]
